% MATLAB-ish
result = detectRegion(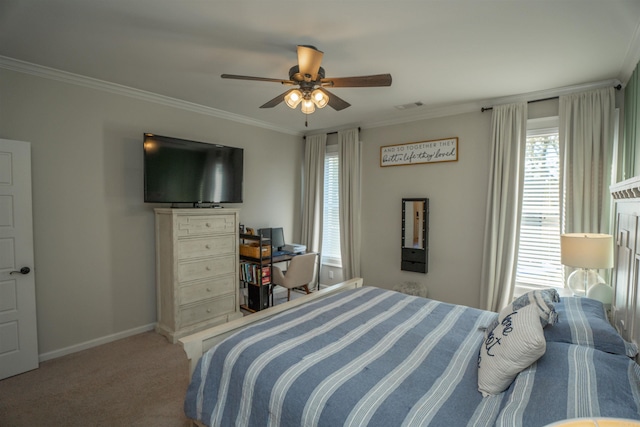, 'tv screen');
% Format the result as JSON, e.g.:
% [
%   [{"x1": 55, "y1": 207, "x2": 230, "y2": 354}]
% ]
[{"x1": 143, "y1": 133, "x2": 243, "y2": 204}]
